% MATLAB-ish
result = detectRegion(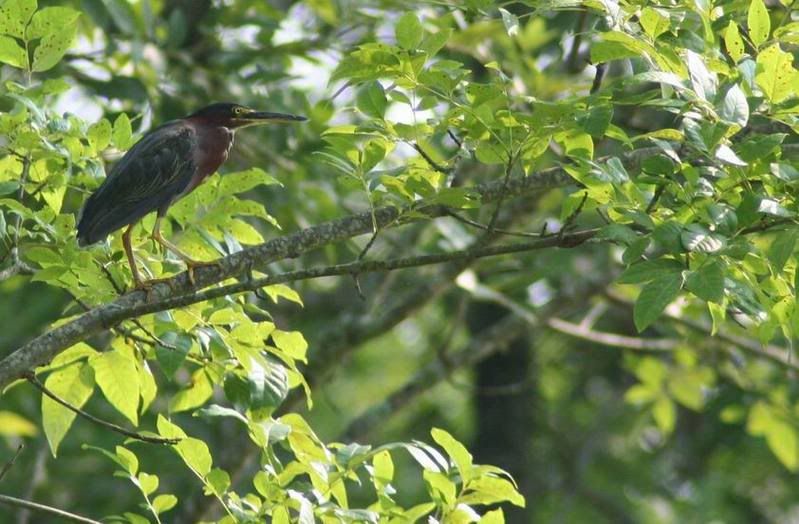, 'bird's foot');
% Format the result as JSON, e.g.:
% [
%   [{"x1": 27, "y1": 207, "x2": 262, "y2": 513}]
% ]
[
  {"x1": 131, "y1": 276, "x2": 176, "y2": 301},
  {"x1": 184, "y1": 259, "x2": 219, "y2": 286}
]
